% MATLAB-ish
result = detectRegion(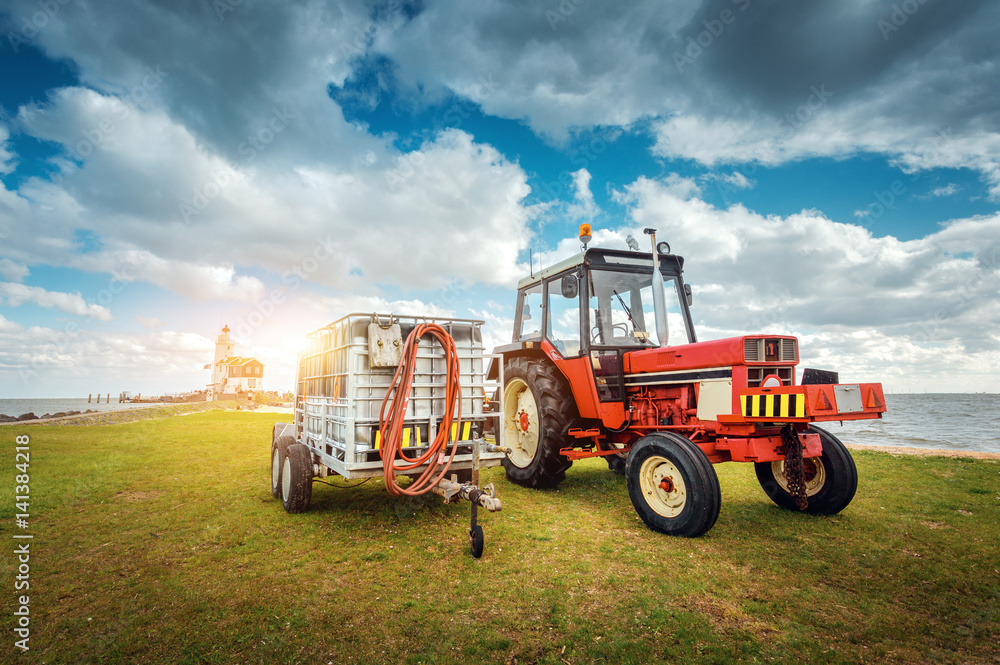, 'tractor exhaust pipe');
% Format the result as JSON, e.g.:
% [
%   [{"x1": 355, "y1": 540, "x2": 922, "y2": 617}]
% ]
[{"x1": 644, "y1": 228, "x2": 669, "y2": 347}]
